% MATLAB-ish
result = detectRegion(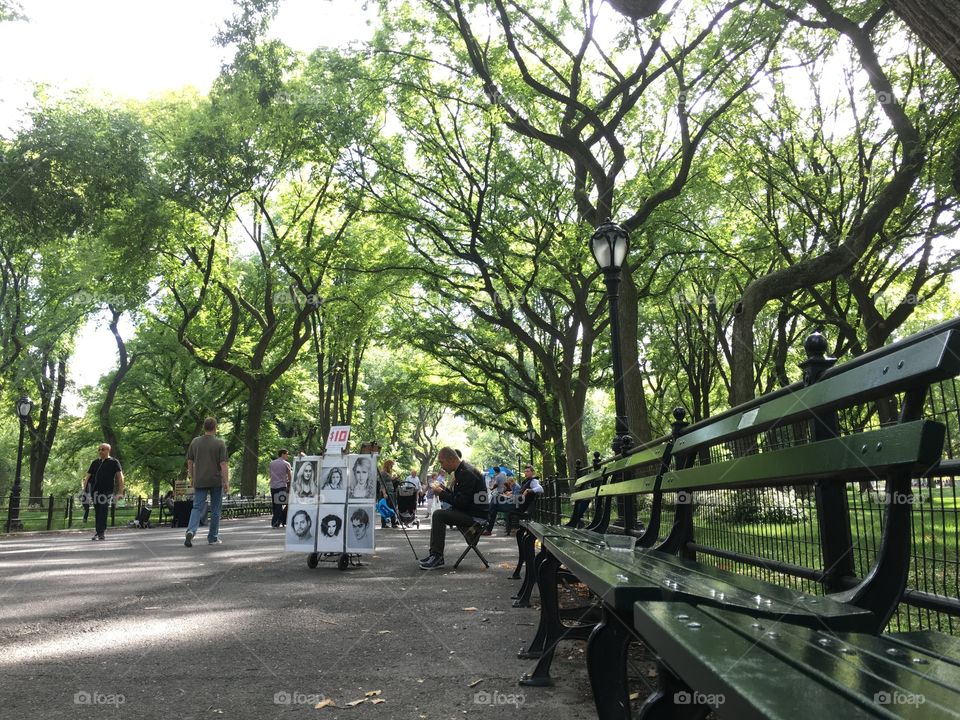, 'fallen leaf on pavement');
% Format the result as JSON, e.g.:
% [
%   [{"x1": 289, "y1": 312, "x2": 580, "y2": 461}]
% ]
[
  {"x1": 315, "y1": 699, "x2": 335, "y2": 709},
  {"x1": 365, "y1": 690, "x2": 382, "y2": 697},
  {"x1": 370, "y1": 699, "x2": 385, "y2": 705},
  {"x1": 468, "y1": 679, "x2": 483, "y2": 688},
  {"x1": 347, "y1": 699, "x2": 367, "y2": 707},
  {"x1": 377, "y1": 630, "x2": 391, "y2": 635},
  {"x1": 462, "y1": 607, "x2": 478, "y2": 612}
]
